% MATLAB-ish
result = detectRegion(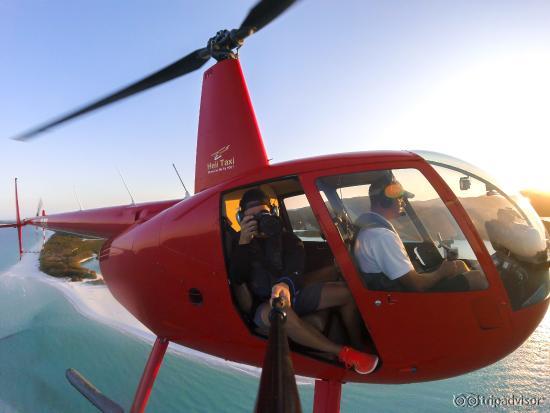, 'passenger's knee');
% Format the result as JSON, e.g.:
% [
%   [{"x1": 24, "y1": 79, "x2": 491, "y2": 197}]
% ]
[
  {"x1": 285, "y1": 307, "x2": 299, "y2": 323},
  {"x1": 319, "y1": 282, "x2": 353, "y2": 308},
  {"x1": 336, "y1": 285, "x2": 354, "y2": 307},
  {"x1": 467, "y1": 271, "x2": 488, "y2": 290}
]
